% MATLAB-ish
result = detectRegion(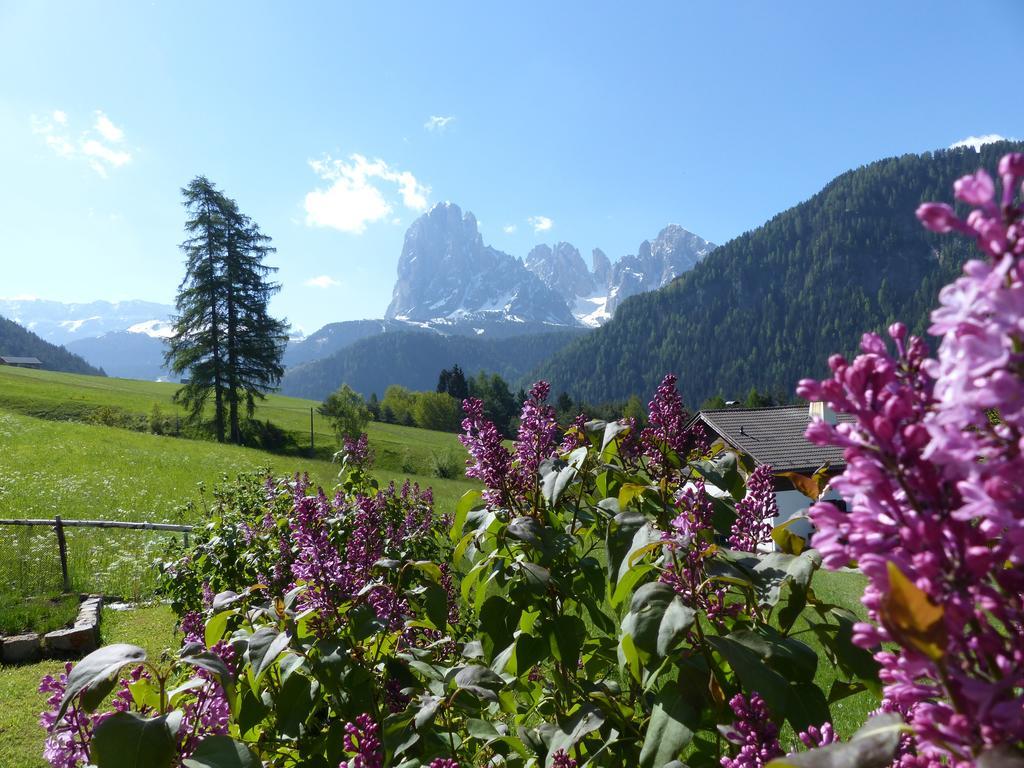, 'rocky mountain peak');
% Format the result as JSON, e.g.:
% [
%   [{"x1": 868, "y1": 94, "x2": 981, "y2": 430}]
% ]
[
  {"x1": 524, "y1": 242, "x2": 595, "y2": 304},
  {"x1": 385, "y1": 203, "x2": 576, "y2": 327}
]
